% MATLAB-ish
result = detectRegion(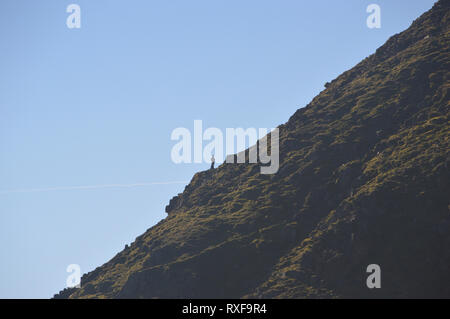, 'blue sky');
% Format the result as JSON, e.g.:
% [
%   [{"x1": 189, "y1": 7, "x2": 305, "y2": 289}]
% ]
[{"x1": 0, "y1": 0, "x2": 436, "y2": 298}]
